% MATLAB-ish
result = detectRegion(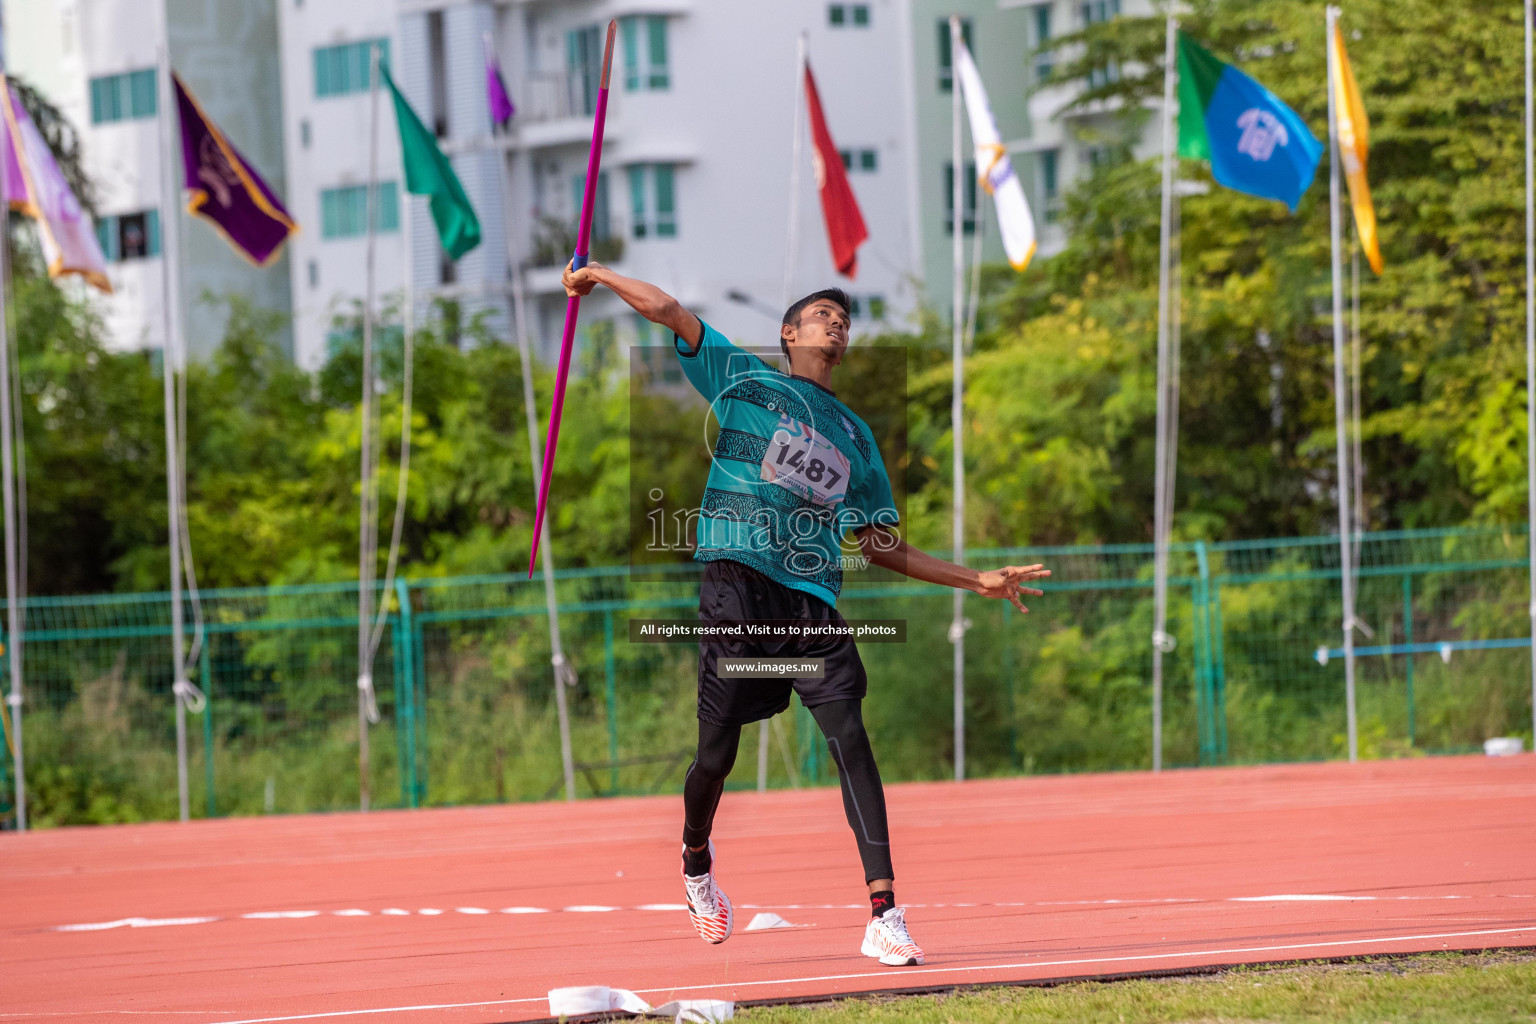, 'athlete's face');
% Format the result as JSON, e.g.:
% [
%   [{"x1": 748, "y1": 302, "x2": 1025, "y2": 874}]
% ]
[{"x1": 783, "y1": 300, "x2": 850, "y2": 367}]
